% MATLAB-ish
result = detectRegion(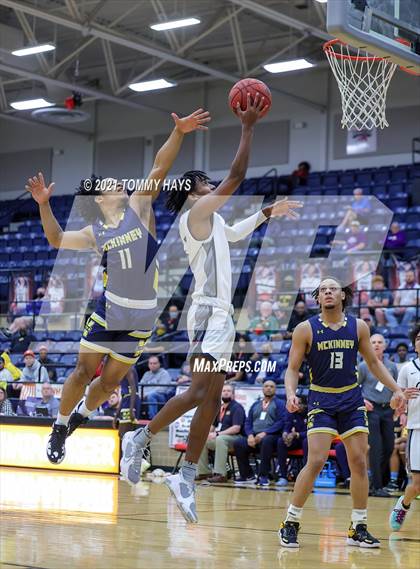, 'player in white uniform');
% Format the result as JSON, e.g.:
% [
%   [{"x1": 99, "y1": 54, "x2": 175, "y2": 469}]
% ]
[
  {"x1": 120, "y1": 94, "x2": 302, "y2": 522},
  {"x1": 390, "y1": 324, "x2": 420, "y2": 531}
]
